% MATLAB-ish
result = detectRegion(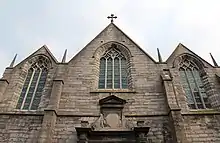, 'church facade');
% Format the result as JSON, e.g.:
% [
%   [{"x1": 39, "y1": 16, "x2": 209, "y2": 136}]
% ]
[{"x1": 0, "y1": 21, "x2": 220, "y2": 143}]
